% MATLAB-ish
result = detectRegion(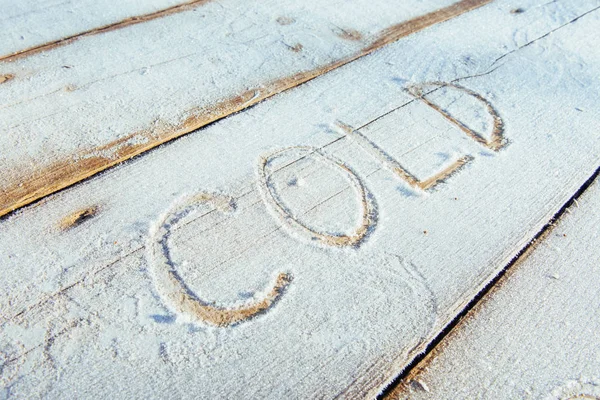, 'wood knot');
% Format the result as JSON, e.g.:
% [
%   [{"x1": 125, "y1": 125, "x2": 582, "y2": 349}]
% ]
[
  {"x1": 289, "y1": 43, "x2": 303, "y2": 53},
  {"x1": 60, "y1": 206, "x2": 98, "y2": 230},
  {"x1": 276, "y1": 16, "x2": 295, "y2": 25},
  {"x1": 0, "y1": 74, "x2": 15, "y2": 84},
  {"x1": 336, "y1": 28, "x2": 363, "y2": 42}
]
